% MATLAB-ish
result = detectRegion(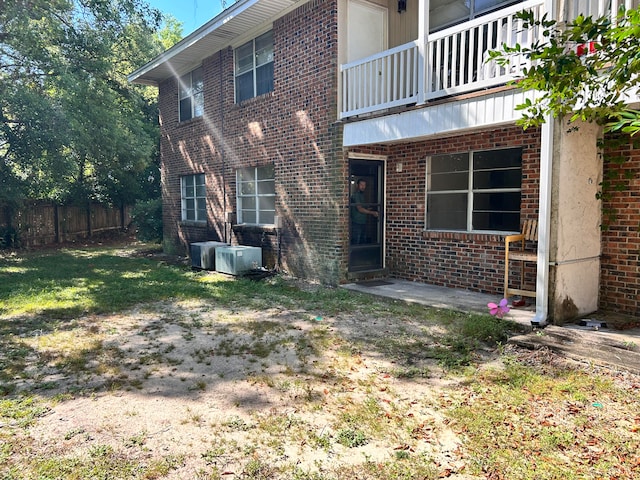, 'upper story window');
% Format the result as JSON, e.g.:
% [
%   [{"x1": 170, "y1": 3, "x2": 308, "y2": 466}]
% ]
[
  {"x1": 179, "y1": 67, "x2": 203, "y2": 122},
  {"x1": 234, "y1": 31, "x2": 274, "y2": 103},
  {"x1": 426, "y1": 148, "x2": 522, "y2": 232},
  {"x1": 181, "y1": 173, "x2": 206, "y2": 222},
  {"x1": 236, "y1": 165, "x2": 276, "y2": 225},
  {"x1": 430, "y1": 0, "x2": 520, "y2": 31}
]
